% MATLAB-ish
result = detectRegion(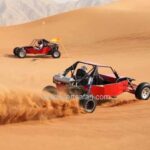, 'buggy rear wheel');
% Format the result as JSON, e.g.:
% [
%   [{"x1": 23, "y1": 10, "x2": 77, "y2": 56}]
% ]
[
  {"x1": 52, "y1": 51, "x2": 61, "y2": 58},
  {"x1": 67, "y1": 86, "x2": 86, "y2": 96},
  {"x1": 43, "y1": 85, "x2": 58, "y2": 95},
  {"x1": 80, "y1": 98, "x2": 97, "y2": 113},
  {"x1": 13, "y1": 47, "x2": 19, "y2": 56},
  {"x1": 135, "y1": 82, "x2": 150, "y2": 100},
  {"x1": 17, "y1": 48, "x2": 26, "y2": 58}
]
